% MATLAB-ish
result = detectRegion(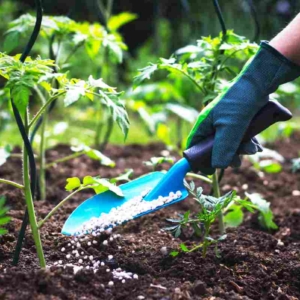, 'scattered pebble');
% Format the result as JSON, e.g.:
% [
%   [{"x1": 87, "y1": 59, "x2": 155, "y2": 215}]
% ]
[
  {"x1": 133, "y1": 274, "x2": 138, "y2": 279},
  {"x1": 75, "y1": 189, "x2": 183, "y2": 235},
  {"x1": 277, "y1": 240, "x2": 284, "y2": 247},
  {"x1": 160, "y1": 246, "x2": 168, "y2": 255},
  {"x1": 137, "y1": 296, "x2": 145, "y2": 300},
  {"x1": 292, "y1": 190, "x2": 300, "y2": 196},
  {"x1": 108, "y1": 281, "x2": 114, "y2": 287},
  {"x1": 103, "y1": 240, "x2": 108, "y2": 246},
  {"x1": 108, "y1": 255, "x2": 113, "y2": 260},
  {"x1": 242, "y1": 184, "x2": 248, "y2": 190},
  {"x1": 61, "y1": 247, "x2": 65, "y2": 252}
]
